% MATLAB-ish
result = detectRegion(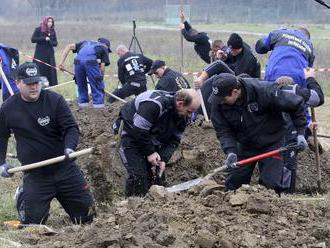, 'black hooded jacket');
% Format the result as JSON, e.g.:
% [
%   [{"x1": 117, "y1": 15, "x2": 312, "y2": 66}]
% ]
[{"x1": 211, "y1": 78, "x2": 306, "y2": 154}]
